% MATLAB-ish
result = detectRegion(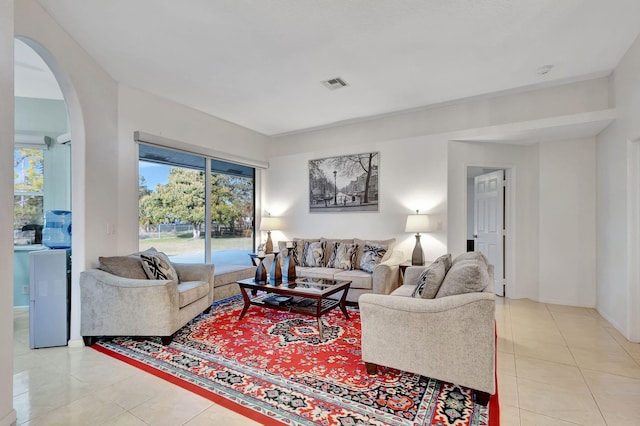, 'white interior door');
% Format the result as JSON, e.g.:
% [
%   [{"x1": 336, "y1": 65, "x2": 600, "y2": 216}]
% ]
[{"x1": 474, "y1": 170, "x2": 504, "y2": 296}]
